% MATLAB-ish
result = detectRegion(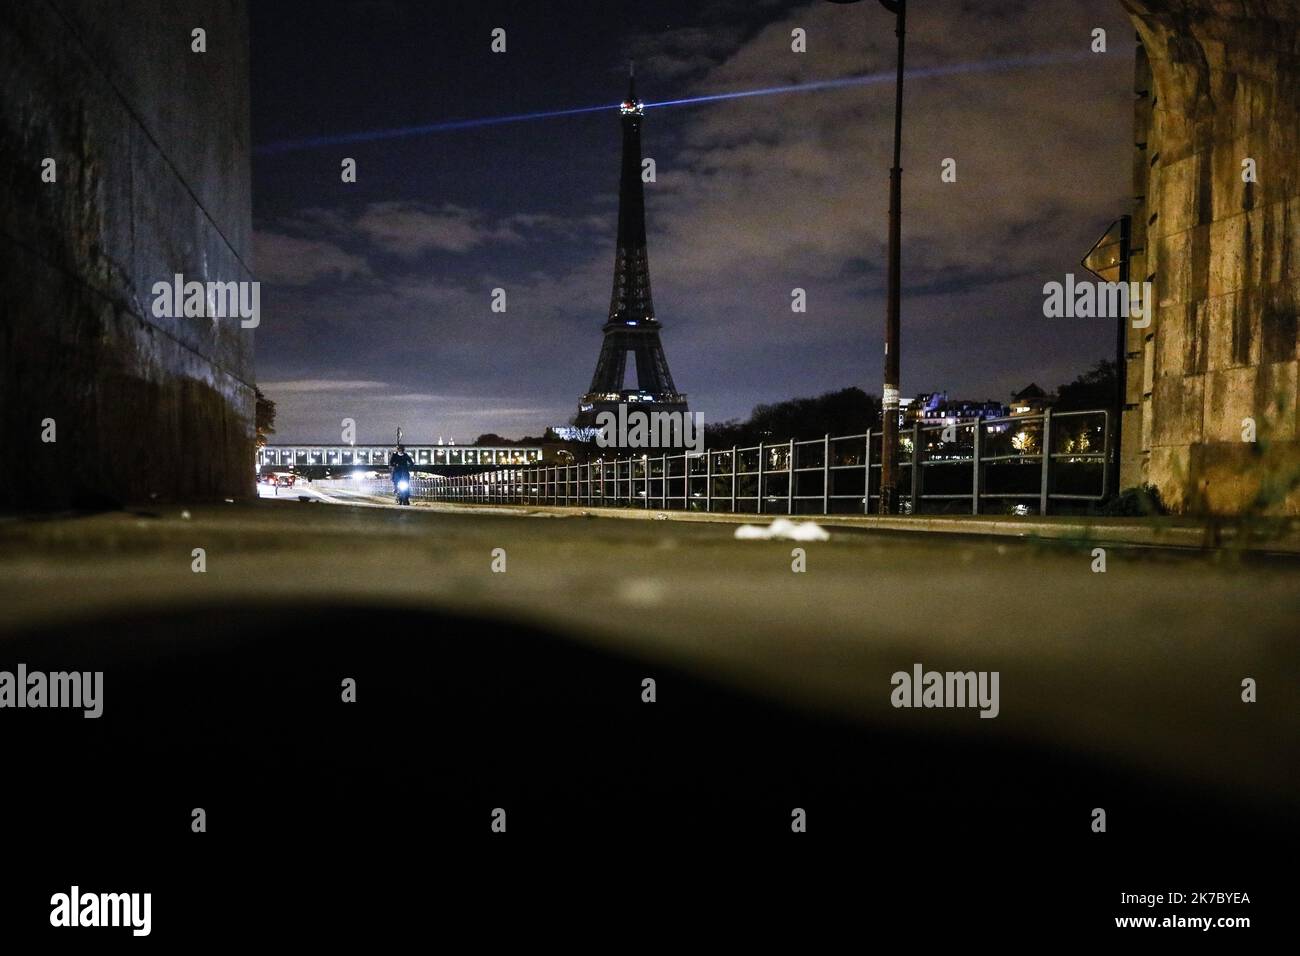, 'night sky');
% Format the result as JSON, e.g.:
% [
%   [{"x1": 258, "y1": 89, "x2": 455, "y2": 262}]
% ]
[{"x1": 250, "y1": 0, "x2": 1134, "y2": 443}]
